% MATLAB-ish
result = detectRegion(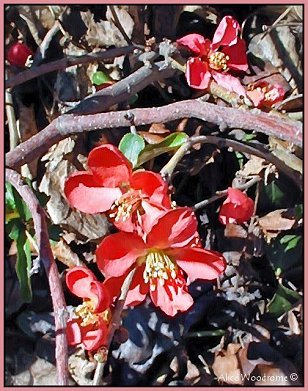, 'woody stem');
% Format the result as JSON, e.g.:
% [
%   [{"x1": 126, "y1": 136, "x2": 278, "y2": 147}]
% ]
[{"x1": 92, "y1": 268, "x2": 137, "y2": 385}]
